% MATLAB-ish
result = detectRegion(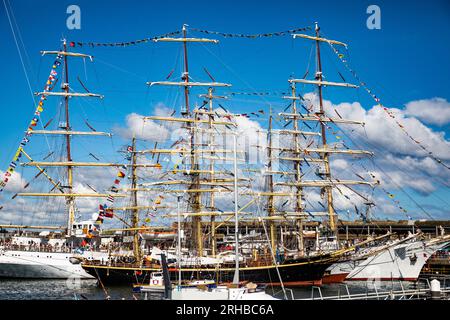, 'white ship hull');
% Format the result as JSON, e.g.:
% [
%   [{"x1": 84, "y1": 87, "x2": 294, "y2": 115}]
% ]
[
  {"x1": 171, "y1": 286, "x2": 278, "y2": 300},
  {"x1": 346, "y1": 239, "x2": 449, "y2": 281},
  {"x1": 323, "y1": 237, "x2": 399, "y2": 283},
  {"x1": 0, "y1": 249, "x2": 107, "y2": 279}
]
